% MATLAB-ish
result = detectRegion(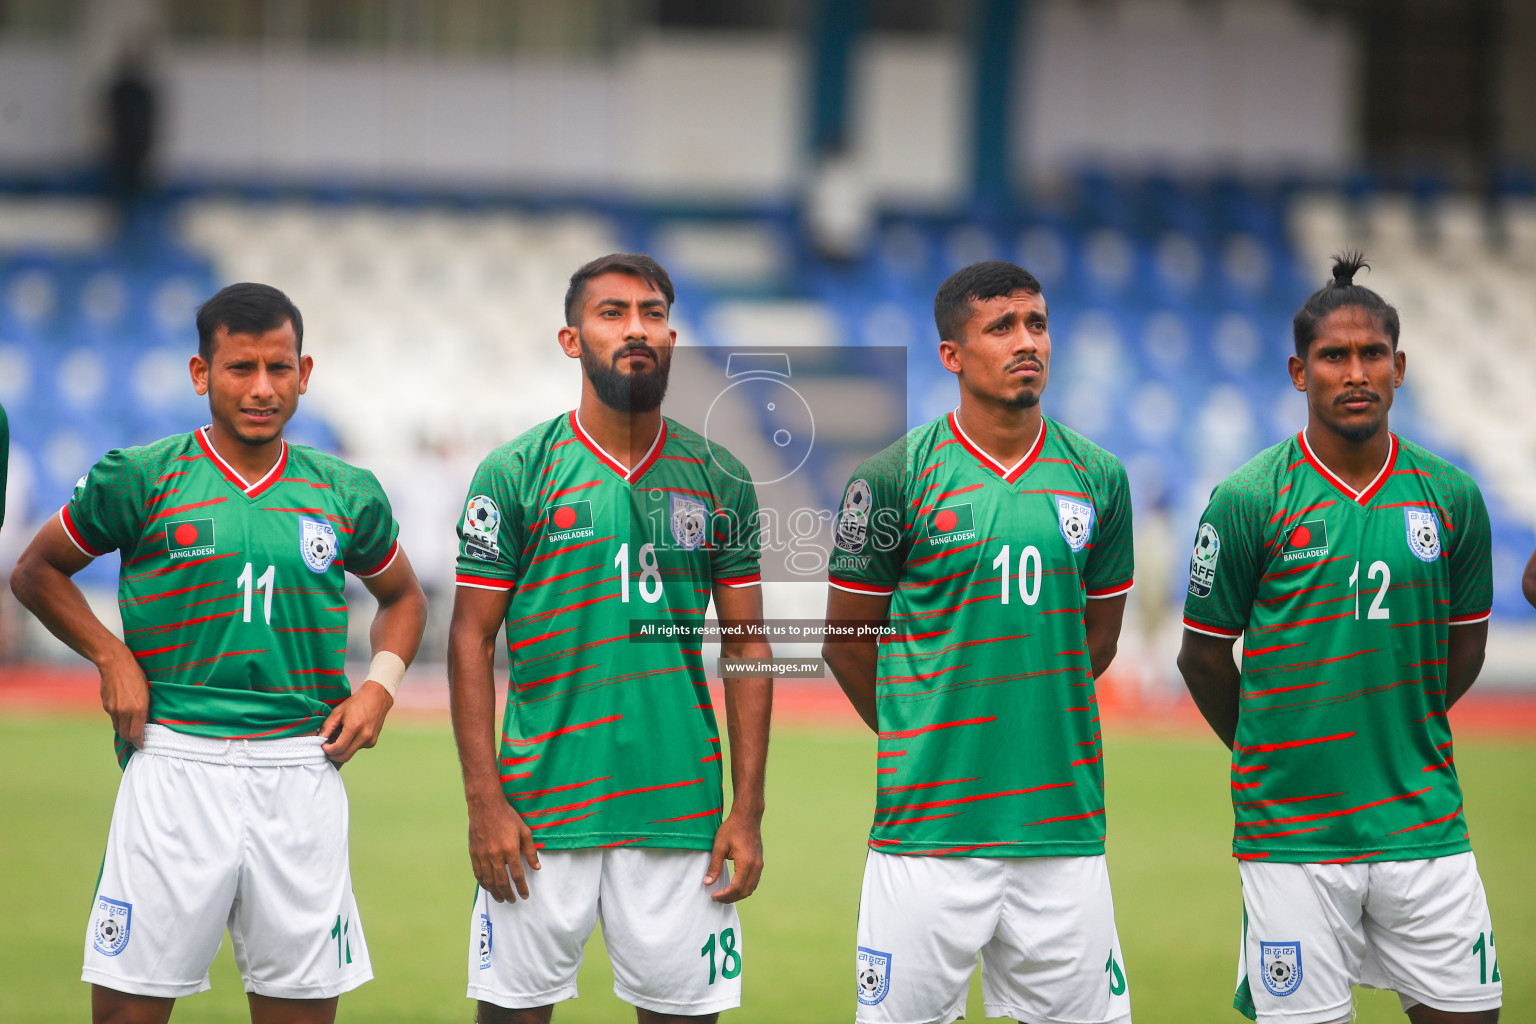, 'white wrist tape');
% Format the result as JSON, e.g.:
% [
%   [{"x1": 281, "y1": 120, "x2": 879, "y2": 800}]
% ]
[{"x1": 366, "y1": 651, "x2": 407, "y2": 699}]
